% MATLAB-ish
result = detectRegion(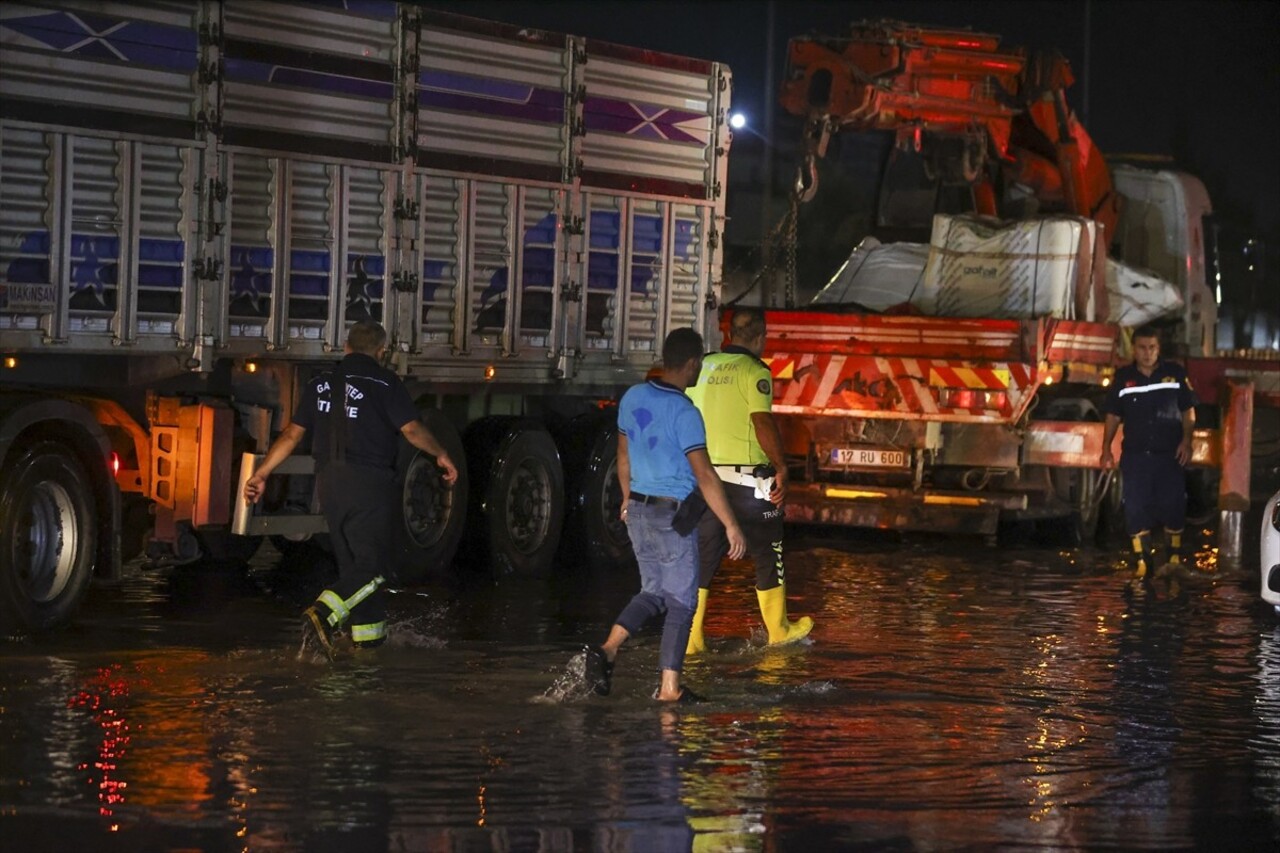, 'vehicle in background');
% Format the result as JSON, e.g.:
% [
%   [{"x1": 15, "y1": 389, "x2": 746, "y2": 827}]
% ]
[
  {"x1": 748, "y1": 20, "x2": 1275, "y2": 542},
  {"x1": 0, "y1": 1, "x2": 731, "y2": 631},
  {"x1": 1264, "y1": 490, "x2": 1280, "y2": 614}
]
